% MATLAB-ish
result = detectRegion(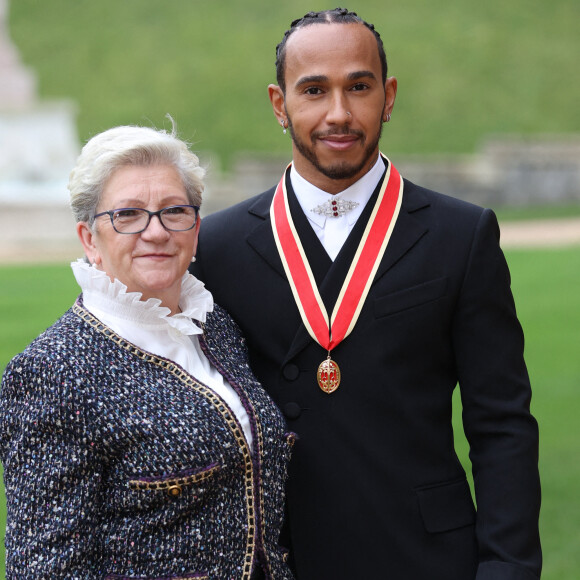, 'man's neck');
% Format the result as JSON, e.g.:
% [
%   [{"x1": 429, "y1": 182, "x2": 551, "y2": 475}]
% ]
[{"x1": 292, "y1": 152, "x2": 381, "y2": 195}]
